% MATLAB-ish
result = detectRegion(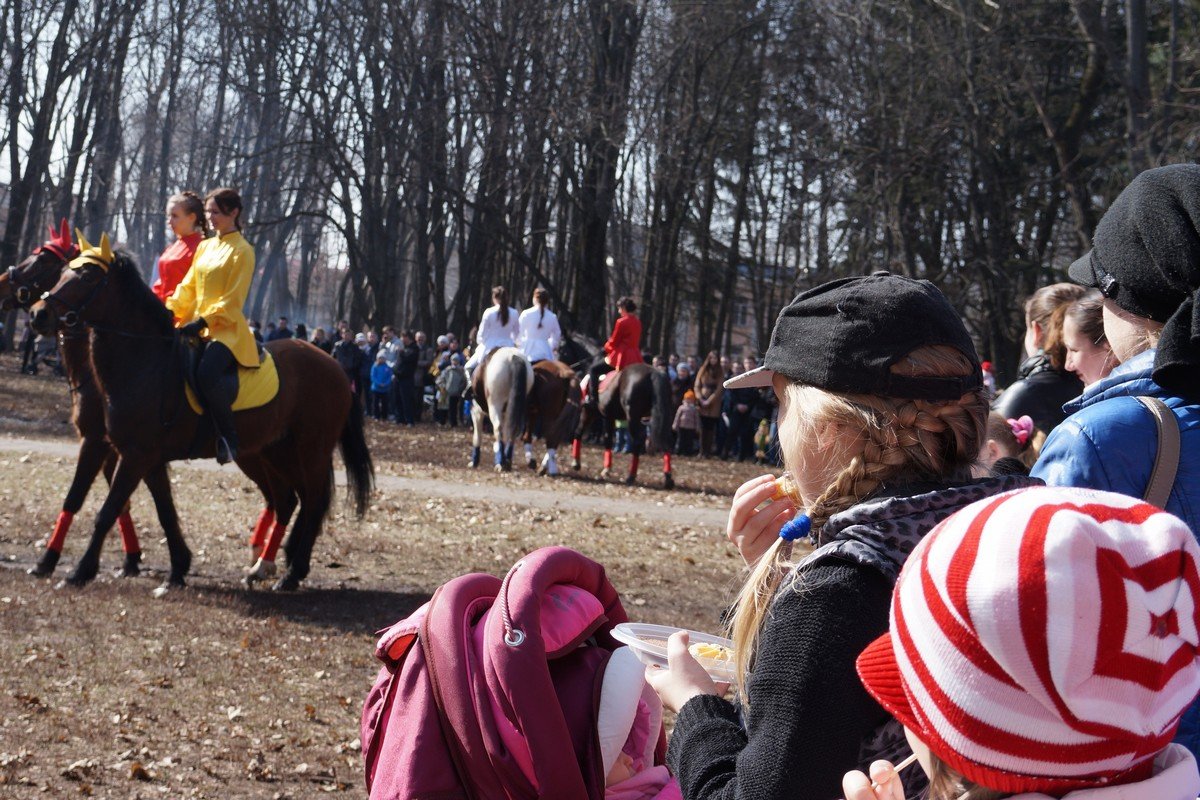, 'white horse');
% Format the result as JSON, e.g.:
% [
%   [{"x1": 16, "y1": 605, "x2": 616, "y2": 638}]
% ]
[{"x1": 469, "y1": 347, "x2": 535, "y2": 472}]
